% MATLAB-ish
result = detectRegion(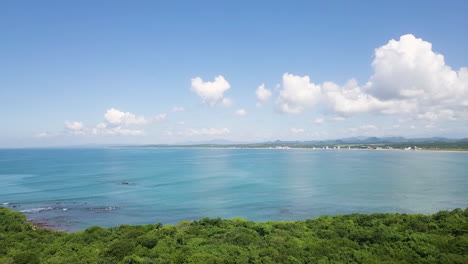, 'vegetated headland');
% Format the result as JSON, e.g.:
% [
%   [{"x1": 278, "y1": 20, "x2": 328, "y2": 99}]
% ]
[
  {"x1": 129, "y1": 137, "x2": 468, "y2": 151},
  {"x1": 1, "y1": 207, "x2": 466, "y2": 263}
]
